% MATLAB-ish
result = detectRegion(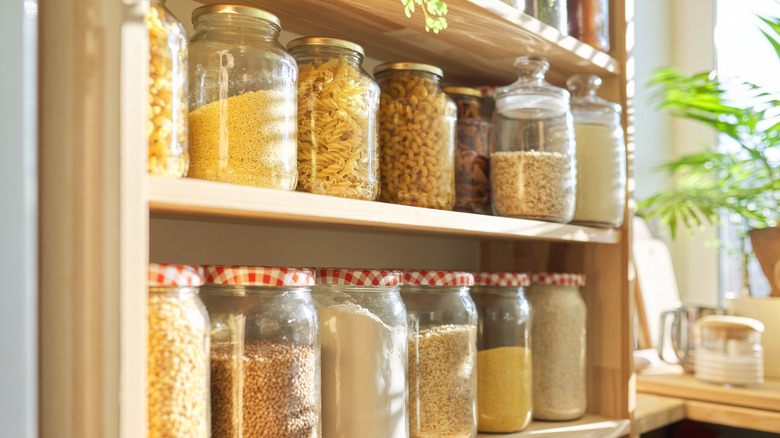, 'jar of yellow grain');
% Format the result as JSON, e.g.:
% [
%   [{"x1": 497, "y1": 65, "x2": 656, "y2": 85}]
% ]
[
  {"x1": 147, "y1": 263, "x2": 209, "y2": 438},
  {"x1": 188, "y1": 5, "x2": 298, "y2": 189},
  {"x1": 145, "y1": 0, "x2": 188, "y2": 177},
  {"x1": 375, "y1": 63, "x2": 457, "y2": 210},
  {"x1": 469, "y1": 272, "x2": 532, "y2": 433},
  {"x1": 287, "y1": 37, "x2": 380, "y2": 200}
]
